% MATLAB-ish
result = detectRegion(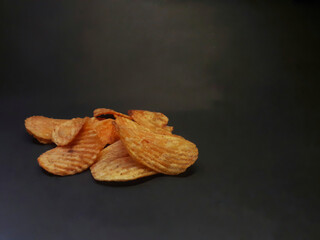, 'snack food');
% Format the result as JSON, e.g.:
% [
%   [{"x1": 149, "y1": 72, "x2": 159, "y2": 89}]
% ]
[
  {"x1": 93, "y1": 108, "x2": 131, "y2": 119},
  {"x1": 25, "y1": 116, "x2": 67, "y2": 144},
  {"x1": 91, "y1": 140, "x2": 156, "y2": 181},
  {"x1": 38, "y1": 117, "x2": 105, "y2": 176},
  {"x1": 93, "y1": 118, "x2": 119, "y2": 145},
  {"x1": 52, "y1": 118, "x2": 85, "y2": 146},
  {"x1": 128, "y1": 110, "x2": 173, "y2": 134},
  {"x1": 25, "y1": 108, "x2": 198, "y2": 182},
  {"x1": 115, "y1": 117, "x2": 198, "y2": 175}
]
